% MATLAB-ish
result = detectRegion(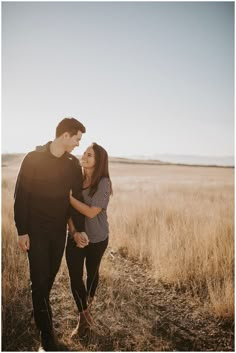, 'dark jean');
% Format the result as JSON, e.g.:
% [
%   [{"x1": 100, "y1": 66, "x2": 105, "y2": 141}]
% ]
[
  {"x1": 66, "y1": 236, "x2": 108, "y2": 312},
  {"x1": 27, "y1": 228, "x2": 66, "y2": 334}
]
